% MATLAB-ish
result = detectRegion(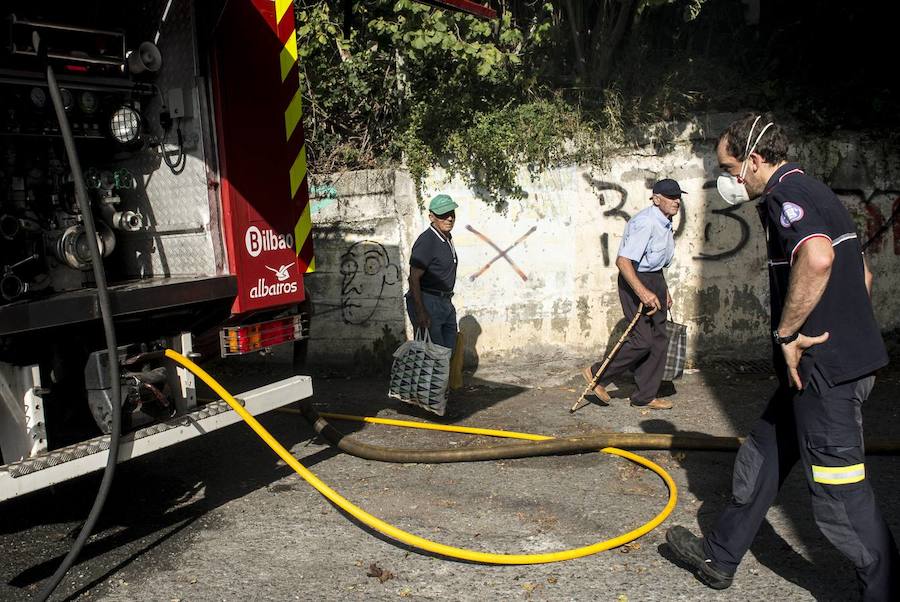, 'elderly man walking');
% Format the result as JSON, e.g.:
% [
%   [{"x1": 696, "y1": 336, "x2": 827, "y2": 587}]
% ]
[{"x1": 581, "y1": 178, "x2": 684, "y2": 410}]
